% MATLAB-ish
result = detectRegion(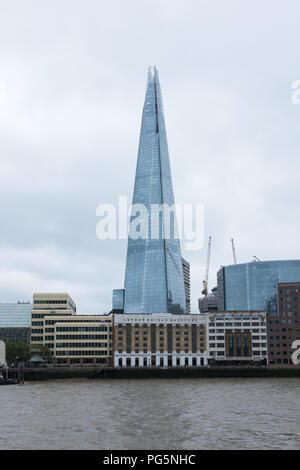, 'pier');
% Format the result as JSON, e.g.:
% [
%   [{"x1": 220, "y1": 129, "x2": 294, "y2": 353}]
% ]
[{"x1": 1, "y1": 365, "x2": 300, "y2": 381}]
